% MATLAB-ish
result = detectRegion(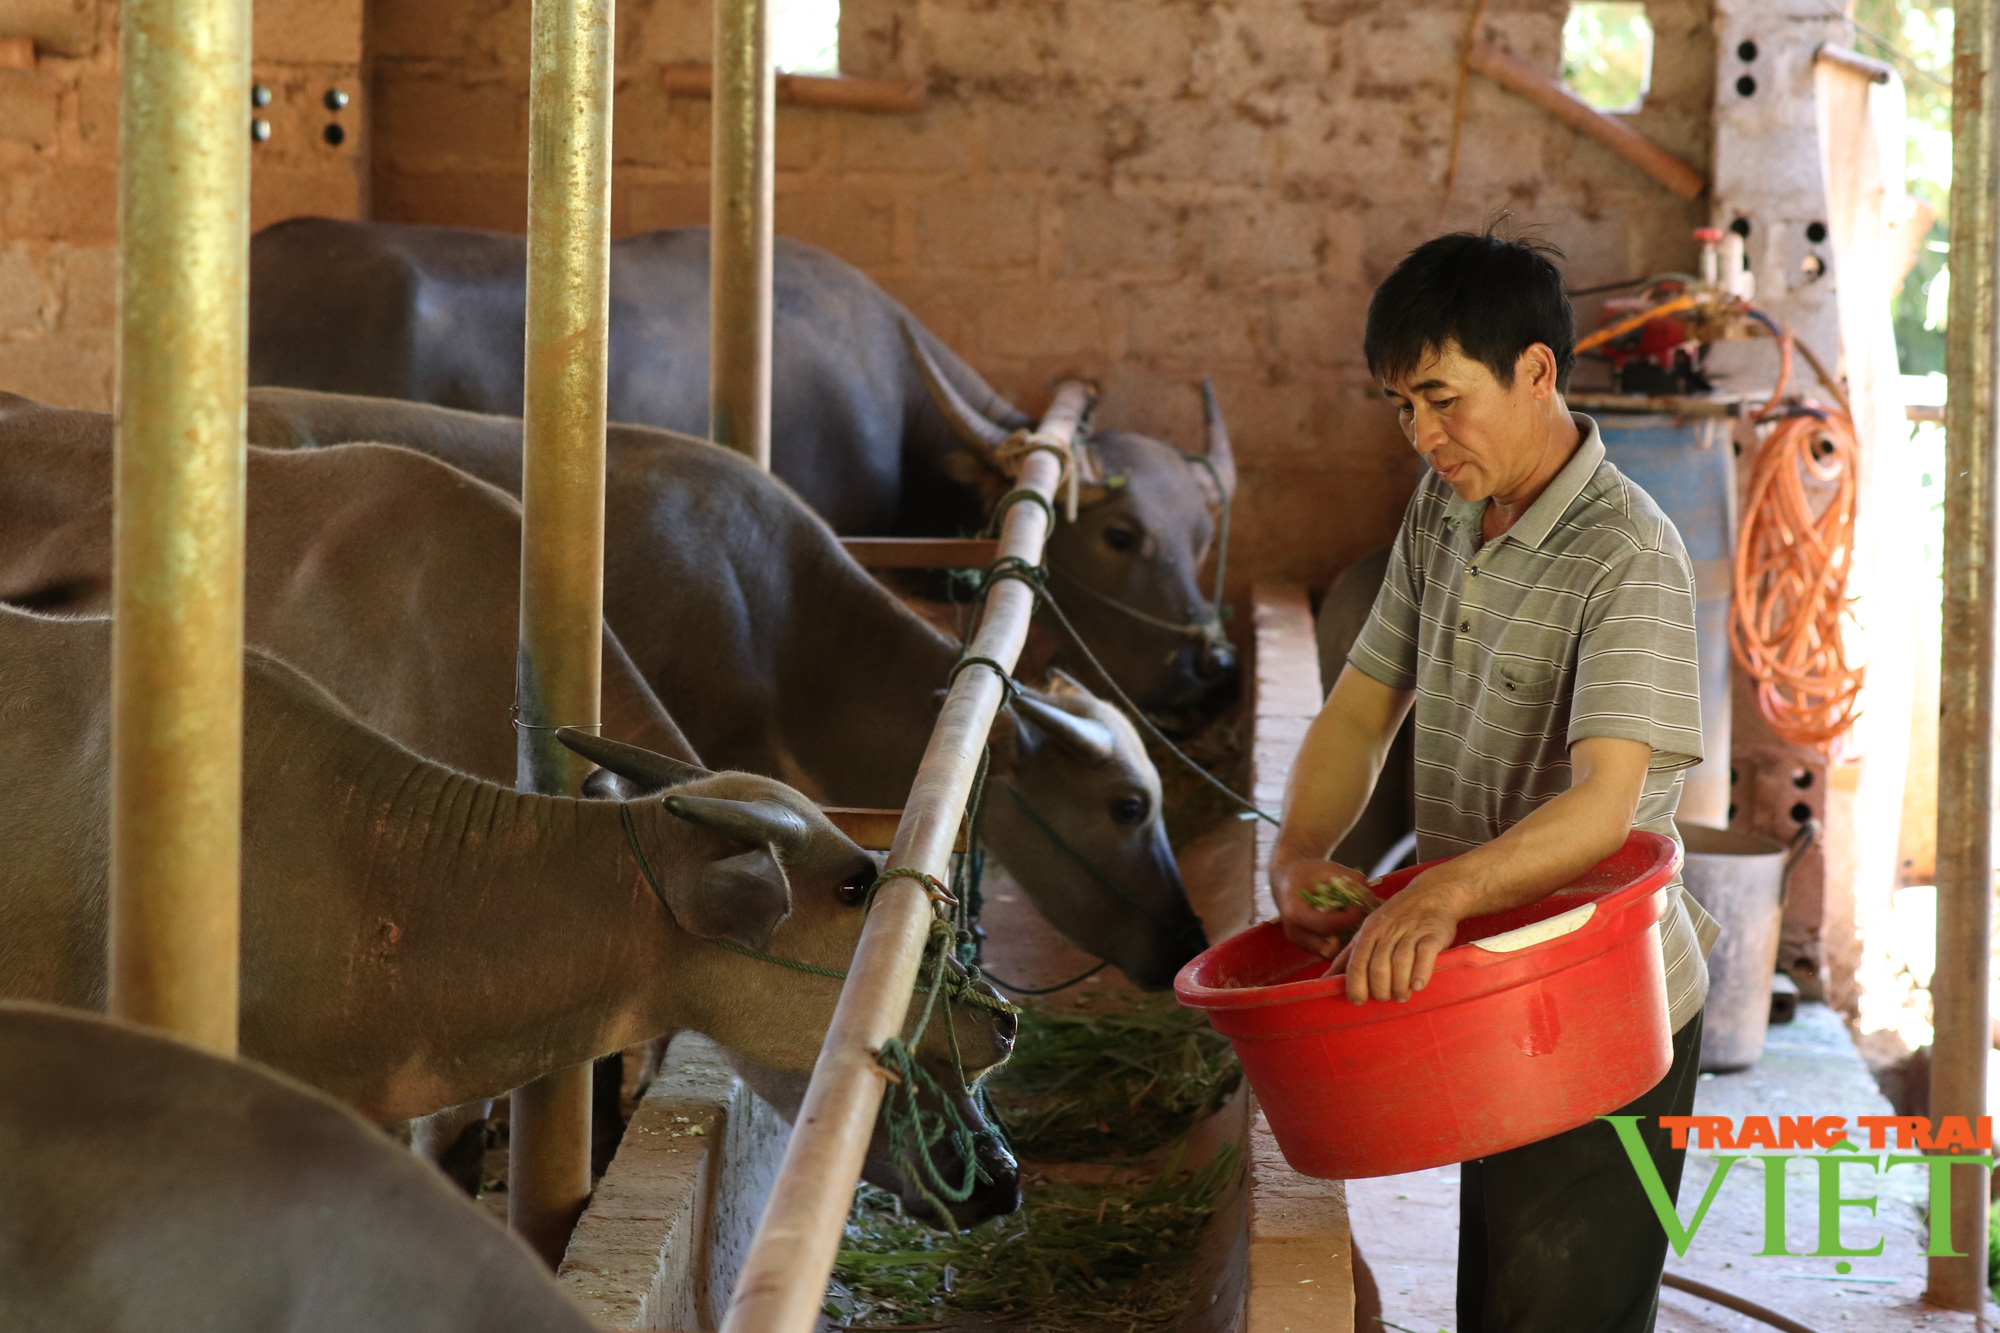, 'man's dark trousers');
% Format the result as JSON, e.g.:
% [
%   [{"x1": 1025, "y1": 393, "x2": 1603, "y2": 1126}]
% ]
[{"x1": 1457, "y1": 1009, "x2": 1705, "y2": 1333}]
